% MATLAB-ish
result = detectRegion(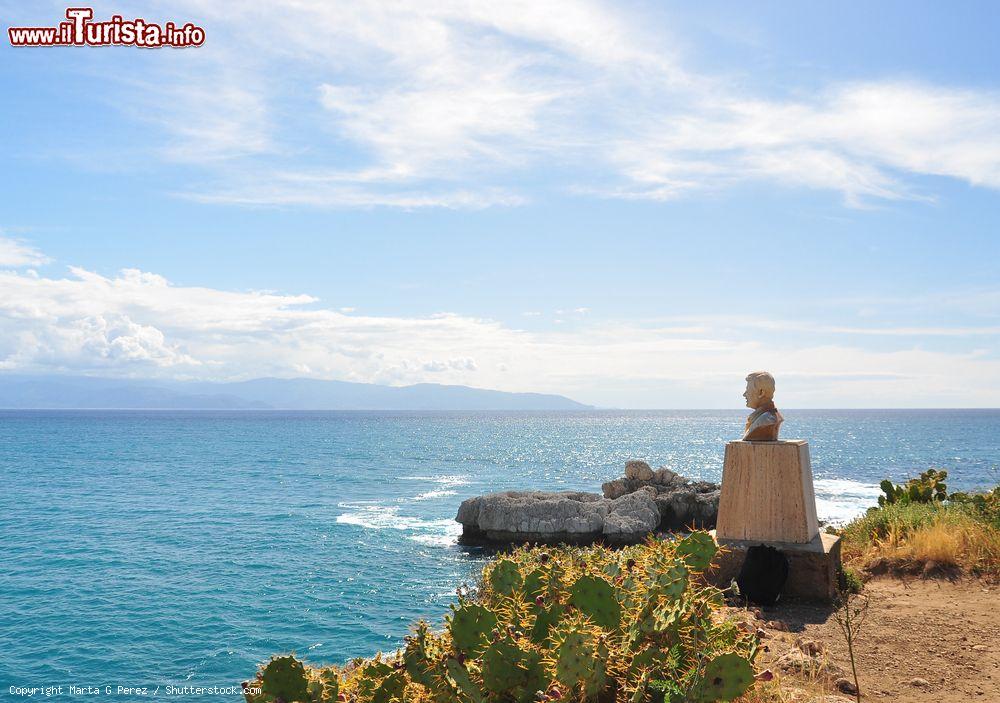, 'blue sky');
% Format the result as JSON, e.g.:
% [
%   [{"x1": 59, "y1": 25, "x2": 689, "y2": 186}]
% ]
[{"x1": 1, "y1": 1, "x2": 999, "y2": 407}]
